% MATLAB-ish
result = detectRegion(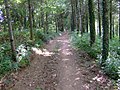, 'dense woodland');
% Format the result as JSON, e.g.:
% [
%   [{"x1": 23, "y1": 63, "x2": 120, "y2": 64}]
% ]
[{"x1": 0, "y1": 0, "x2": 120, "y2": 89}]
